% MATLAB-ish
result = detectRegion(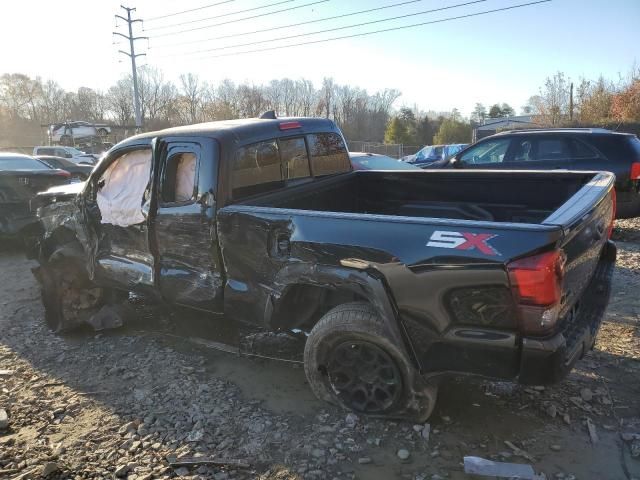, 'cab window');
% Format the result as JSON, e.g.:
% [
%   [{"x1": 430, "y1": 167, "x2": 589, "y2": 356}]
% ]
[
  {"x1": 162, "y1": 152, "x2": 198, "y2": 203},
  {"x1": 279, "y1": 137, "x2": 310, "y2": 180},
  {"x1": 307, "y1": 133, "x2": 350, "y2": 176},
  {"x1": 232, "y1": 140, "x2": 283, "y2": 199}
]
